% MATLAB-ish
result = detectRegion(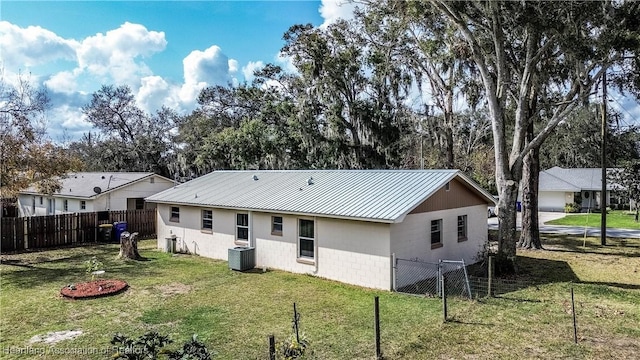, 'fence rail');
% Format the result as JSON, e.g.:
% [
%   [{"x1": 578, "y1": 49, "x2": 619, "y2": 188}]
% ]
[{"x1": 0, "y1": 209, "x2": 156, "y2": 253}]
